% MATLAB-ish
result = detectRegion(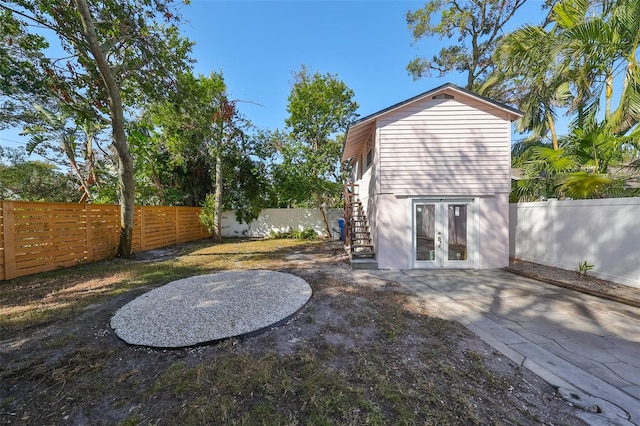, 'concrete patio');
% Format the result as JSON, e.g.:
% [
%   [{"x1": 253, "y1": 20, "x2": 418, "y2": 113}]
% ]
[{"x1": 352, "y1": 268, "x2": 640, "y2": 426}]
